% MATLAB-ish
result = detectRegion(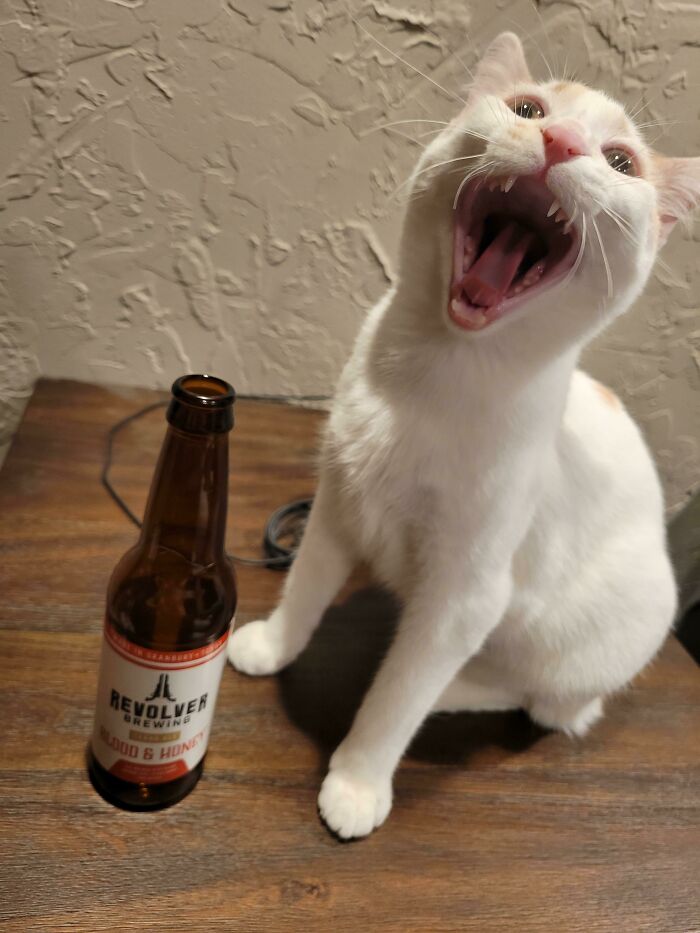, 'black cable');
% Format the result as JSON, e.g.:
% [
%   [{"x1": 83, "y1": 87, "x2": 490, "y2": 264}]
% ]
[
  {"x1": 261, "y1": 498, "x2": 313, "y2": 570},
  {"x1": 101, "y1": 394, "x2": 330, "y2": 568},
  {"x1": 101, "y1": 401, "x2": 168, "y2": 529}
]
